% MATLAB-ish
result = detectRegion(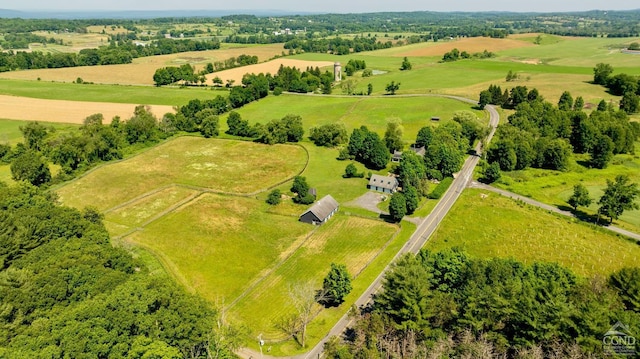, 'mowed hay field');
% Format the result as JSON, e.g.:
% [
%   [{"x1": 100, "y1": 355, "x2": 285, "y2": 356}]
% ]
[
  {"x1": 427, "y1": 189, "x2": 640, "y2": 277},
  {"x1": 205, "y1": 58, "x2": 335, "y2": 85},
  {"x1": 396, "y1": 36, "x2": 535, "y2": 57},
  {"x1": 56, "y1": 137, "x2": 307, "y2": 211},
  {"x1": 0, "y1": 43, "x2": 286, "y2": 85},
  {"x1": 0, "y1": 94, "x2": 173, "y2": 124}
]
